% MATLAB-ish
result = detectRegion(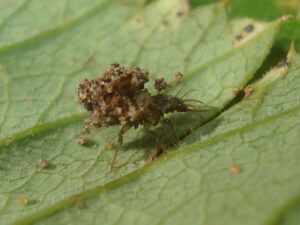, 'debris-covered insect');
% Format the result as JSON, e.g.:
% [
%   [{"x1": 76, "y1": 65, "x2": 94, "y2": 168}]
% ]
[
  {"x1": 77, "y1": 63, "x2": 205, "y2": 168},
  {"x1": 36, "y1": 159, "x2": 49, "y2": 170}
]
